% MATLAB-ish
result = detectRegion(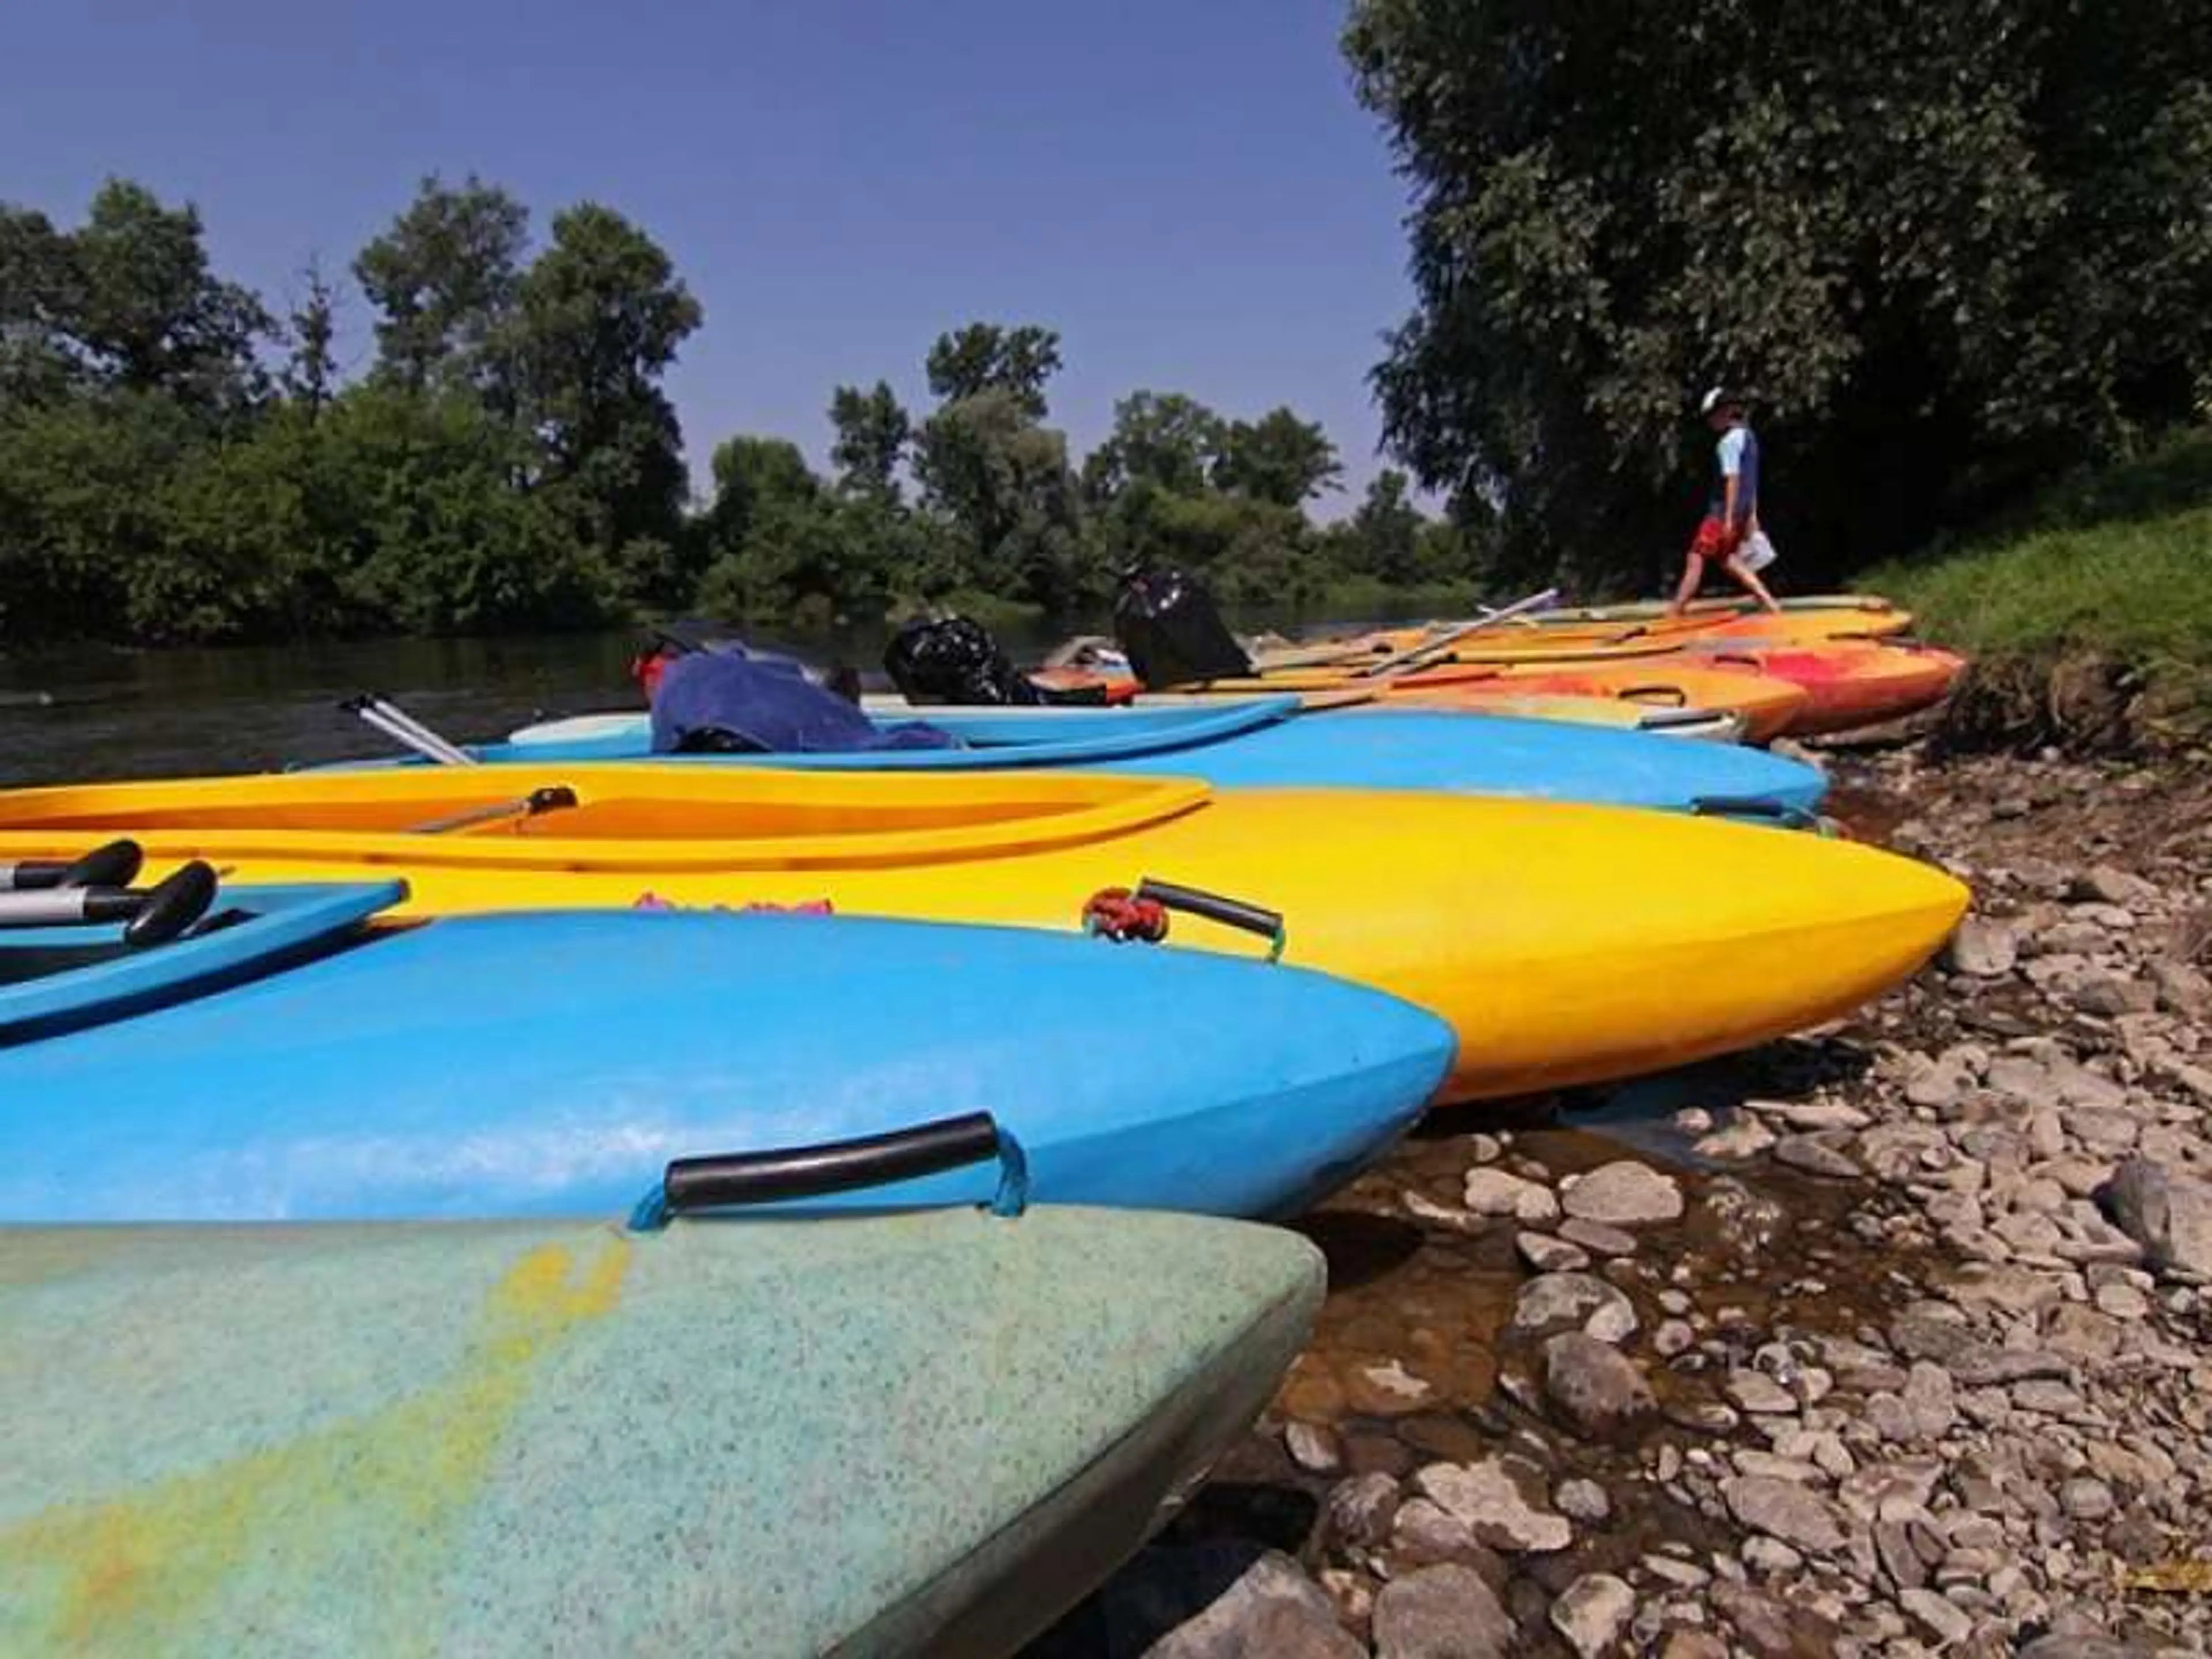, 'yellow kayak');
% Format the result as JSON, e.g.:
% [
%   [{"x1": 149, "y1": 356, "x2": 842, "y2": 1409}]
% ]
[
  {"x1": 0, "y1": 767, "x2": 1967, "y2": 1104},
  {"x1": 1257, "y1": 607, "x2": 1914, "y2": 671}
]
